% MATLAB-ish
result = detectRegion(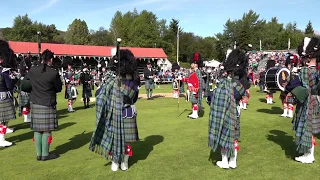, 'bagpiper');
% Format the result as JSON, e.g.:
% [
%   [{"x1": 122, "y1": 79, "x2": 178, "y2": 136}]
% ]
[
  {"x1": 0, "y1": 40, "x2": 18, "y2": 147},
  {"x1": 172, "y1": 63, "x2": 181, "y2": 99},
  {"x1": 63, "y1": 59, "x2": 76, "y2": 112},
  {"x1": 285, "y1": 36, "x2": 320, "y2": 164},
  {"x1": 143, "y1": 61, "x2": 156, "y2": 100},
  {"x1": 80, "y1": 63, "x2": 93, "y2": 108},
  {"x1": 18, "y1": 55, "x2": 32, "y2": 123},
  {"x1": 89, "y1": 45, "x2": 140, "y2": 171},
  {"x1": 207, "y1": 49, "x2": 250, "y2": 169},
  {"x1": 182, "y1": 52, "x2": 205, "y2": 119},
  {"x1": 21, "y1": 49, "x2": 62, "y2": 160}
]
